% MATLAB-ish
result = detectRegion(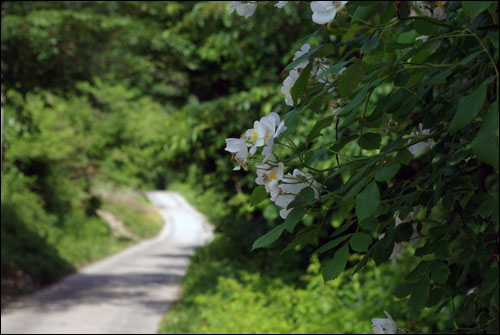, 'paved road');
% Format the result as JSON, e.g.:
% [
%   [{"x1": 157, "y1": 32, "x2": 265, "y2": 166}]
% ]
[{"x1": 1, "y1": 191, "x2": 213, "y2": 334}]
